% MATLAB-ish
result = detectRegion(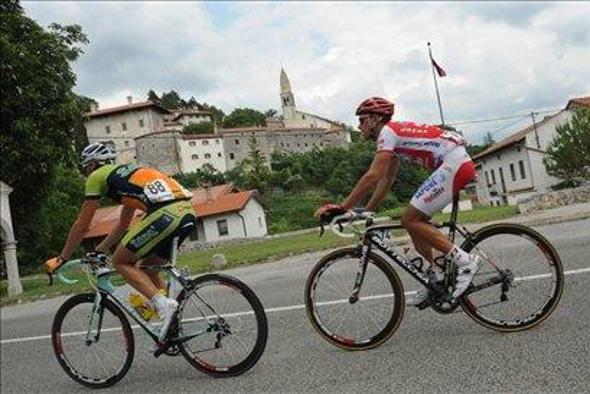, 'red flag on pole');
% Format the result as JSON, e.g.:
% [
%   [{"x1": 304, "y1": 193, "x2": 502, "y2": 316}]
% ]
[{"x1": 430, "y1": 56, "x2": 447, "y2": 77}]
